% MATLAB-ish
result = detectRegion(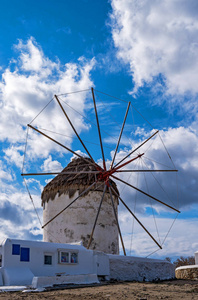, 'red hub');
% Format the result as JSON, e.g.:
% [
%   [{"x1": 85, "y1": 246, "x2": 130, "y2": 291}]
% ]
[{"x1": 97, "y1": 153, "x2": 144, "y2": 185}]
